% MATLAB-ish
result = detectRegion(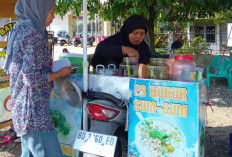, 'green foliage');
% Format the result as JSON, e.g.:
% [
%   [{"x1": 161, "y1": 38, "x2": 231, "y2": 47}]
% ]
[
  {"x1": 154, "y1": 22, "x2": 188, "y2": 49},
  {"x1": 55, "y1": 0, "x2": 232, "y2": 24},
  {"x1": 178, "y1": 36, "x2": 210, "y2": 55},
  {"x1": 55, "y1": 0, "x2": 100, "y2": 19},
  {"x1": 155, "y1": 48, "x2": 168, "y2": 54},
  {"x1": 55, "y1": 0, "x2": 232, "y2": 49},
  {"x1": 154, "y1": 34, "x2": 168, "y2": 48},
  {"x1": 171, "y1": 22, "x2": 187, "y2": 42},
  {"x1": 154, "y1": 27, "x2": 168, "y2": 48},
  {"x1": 213, "y1": 7, "x2": 232, "y2": 24}
]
